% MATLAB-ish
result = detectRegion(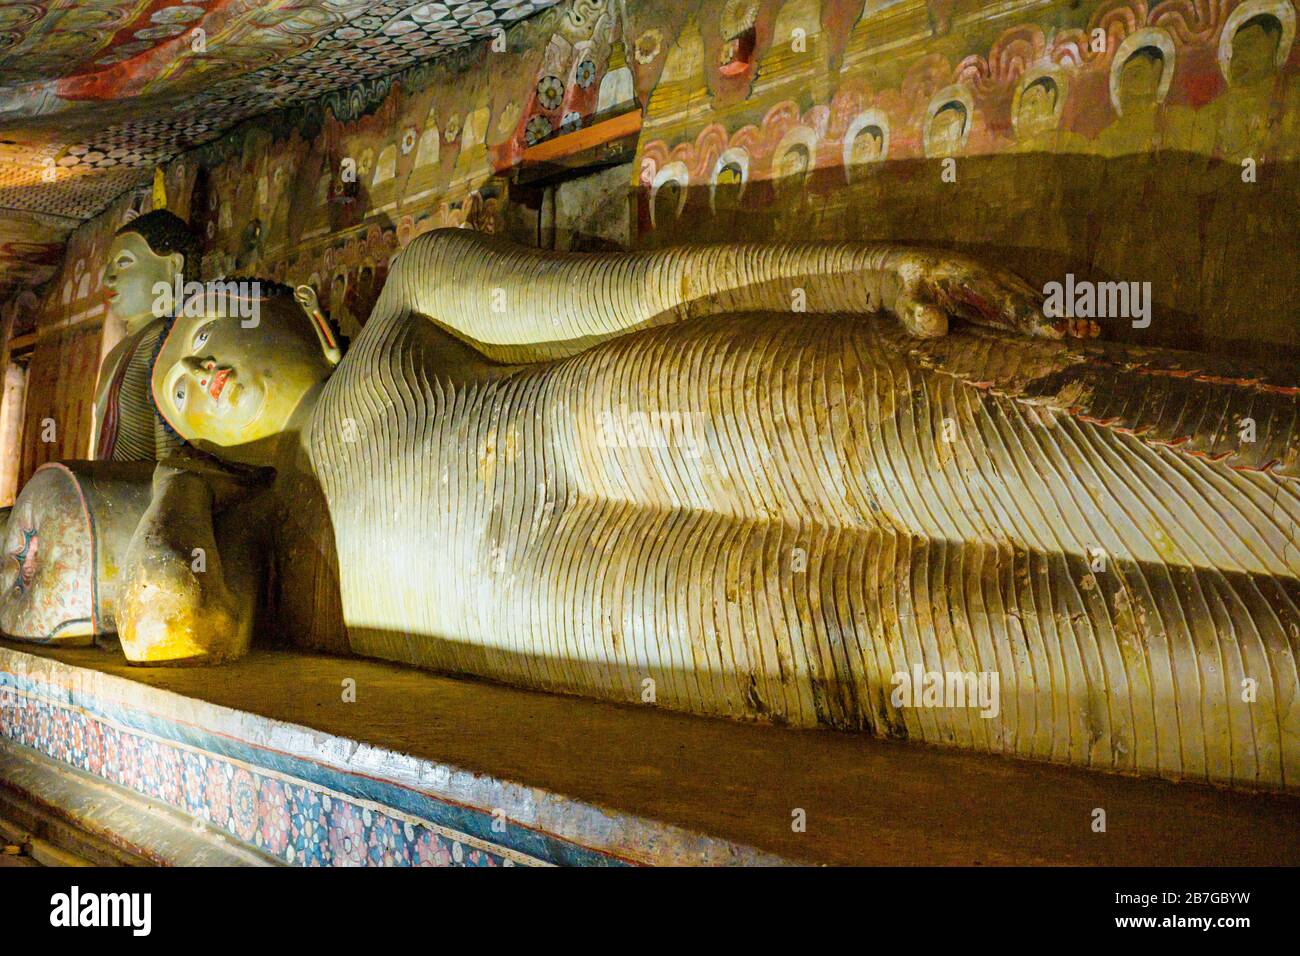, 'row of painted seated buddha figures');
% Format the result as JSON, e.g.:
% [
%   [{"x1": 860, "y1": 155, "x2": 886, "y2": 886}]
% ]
[{"x1": 2, "y1": 212, "x2": 1297, "y2": 791}]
